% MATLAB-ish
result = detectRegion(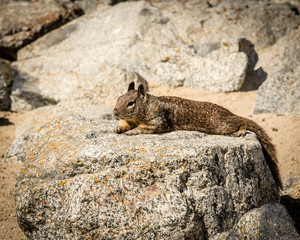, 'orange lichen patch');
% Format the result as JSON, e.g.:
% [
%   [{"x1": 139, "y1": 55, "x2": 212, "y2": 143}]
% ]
[
  {"x1": 20, "y1": 186, "x2": 28, "y2": 191},
  {"x1": 94, "y1": 178, "x2": 101, "y2": 185},
  {"x1": 162, "y1": 56, "x2": 170, "y2": 62},
  {"x1": 19, "y1": 169, "x2": 28, "y2": 174},
  {"x1": 138, "y1": 147, "x2": 146, "y2": 153},
  {"x1": 59, "y1": 180, "x2": 67, "y2": 187},
  {"x1": 129, "y1": 157, "x2": 137, "y2": 163},
  {"x1": 26, "y1": 129, "x2": 81, "y2": 165},
  {"x1": 222, "y1": 42, "x2": 229, "y2": 47}
]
